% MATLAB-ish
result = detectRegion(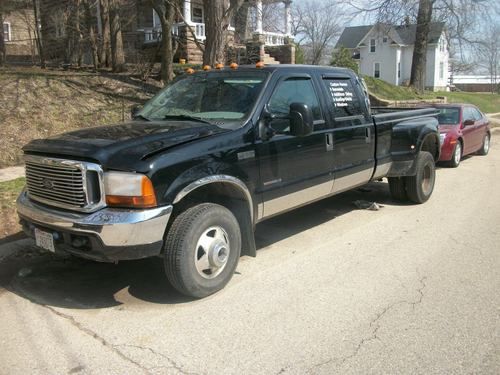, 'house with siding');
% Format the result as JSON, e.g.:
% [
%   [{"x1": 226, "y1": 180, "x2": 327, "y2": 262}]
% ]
[
  {"x1": 335, "y1": 22, "x2": 449, "y2": 91},
  {"x1": 2, "y1": 6, "x2": 38, "y2": 63}
]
